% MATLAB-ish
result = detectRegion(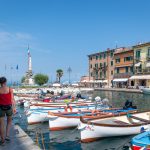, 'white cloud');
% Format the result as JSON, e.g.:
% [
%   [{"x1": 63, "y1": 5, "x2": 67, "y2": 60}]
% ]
[
  {"x1": 15, "y1": 32, "x2": 32, "y2": 40},
  {"x1": 0, "y1": 31, "x2": 33, "y2": 51}
]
